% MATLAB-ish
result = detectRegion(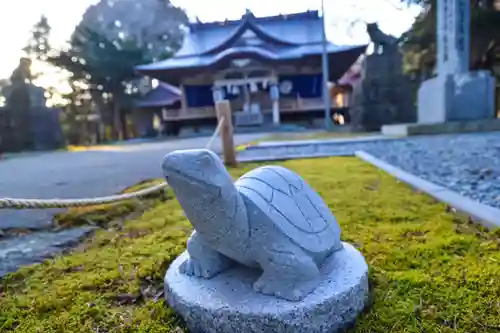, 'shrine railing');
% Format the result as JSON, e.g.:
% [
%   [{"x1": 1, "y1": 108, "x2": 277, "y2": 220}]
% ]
[{"x1": 164, "y1": 97, "x2": 326, "y2": 121}]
